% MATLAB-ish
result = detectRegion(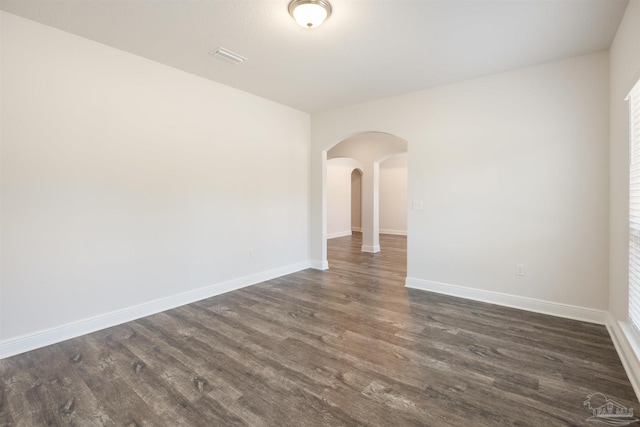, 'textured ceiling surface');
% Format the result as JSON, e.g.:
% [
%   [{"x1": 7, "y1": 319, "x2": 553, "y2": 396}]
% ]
[{"x1": 0, "y1": 0, "x2": 630, "y2": 113}]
